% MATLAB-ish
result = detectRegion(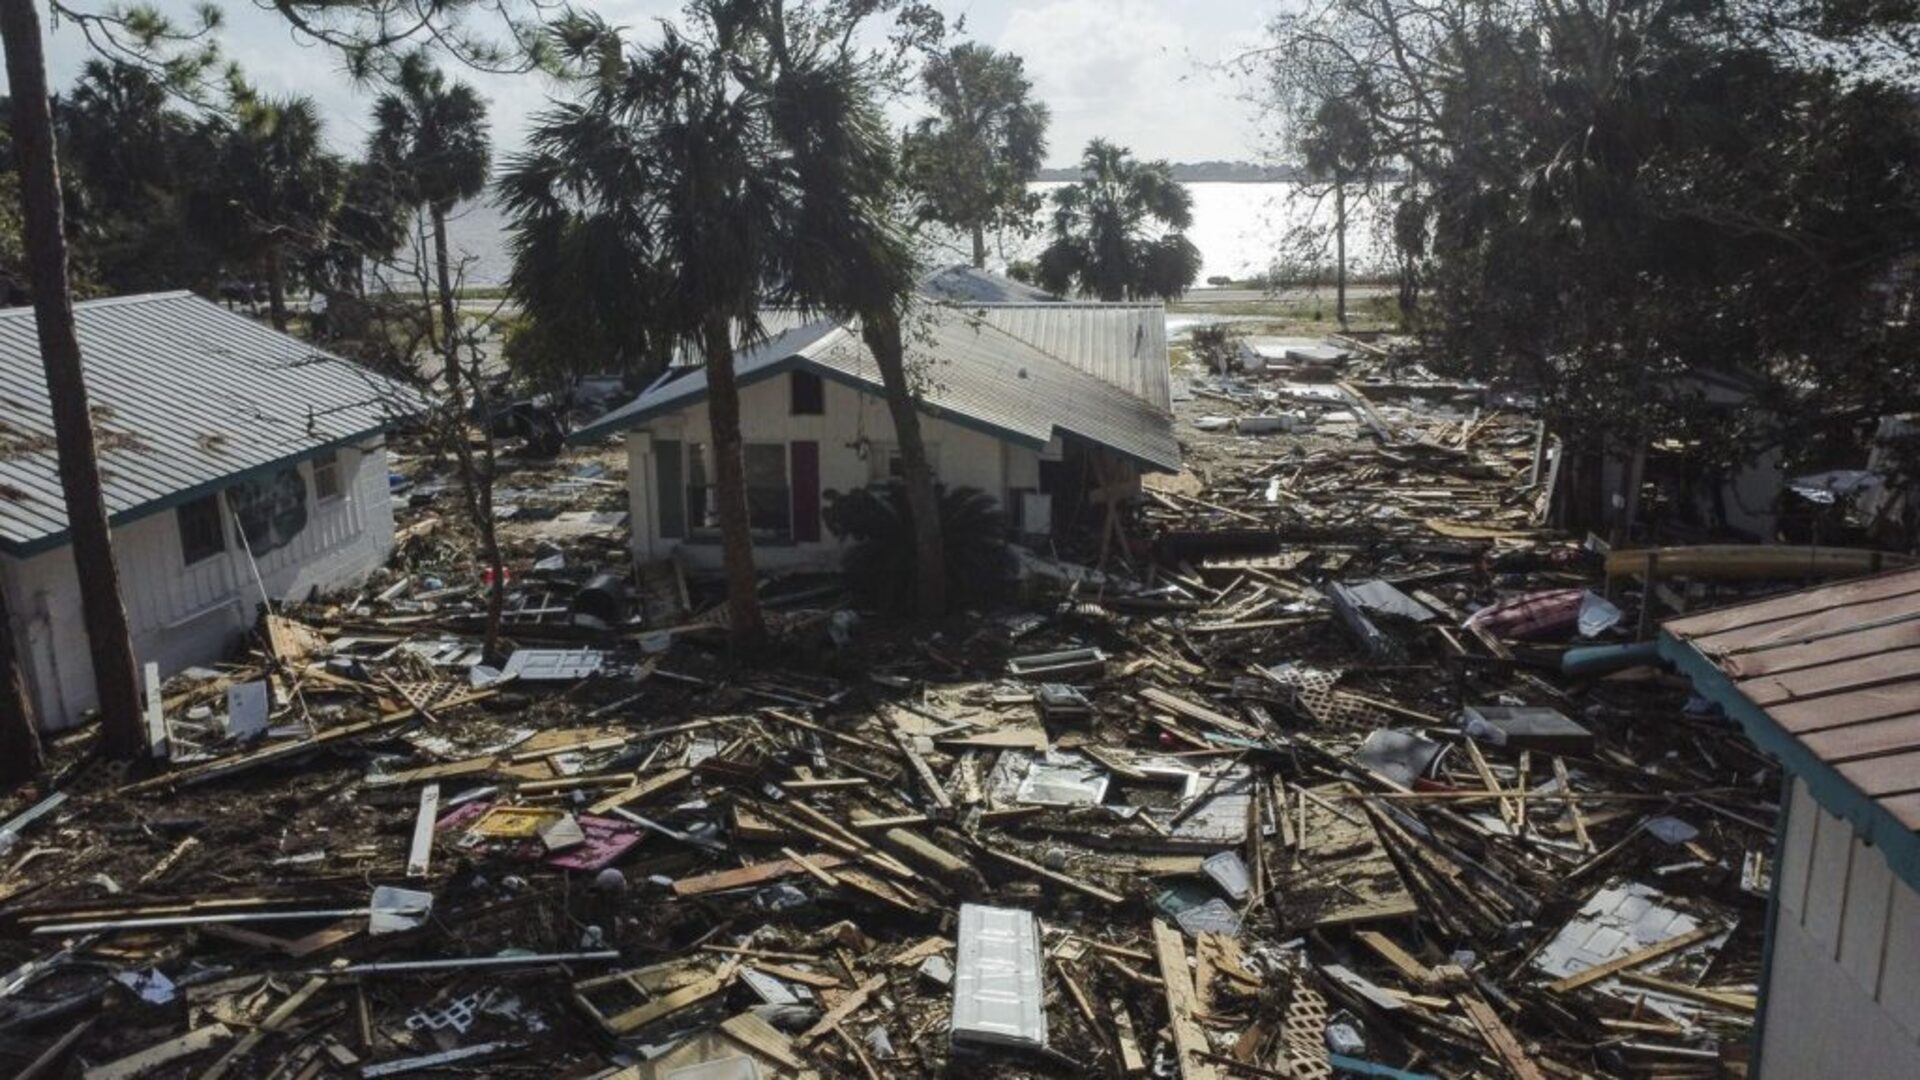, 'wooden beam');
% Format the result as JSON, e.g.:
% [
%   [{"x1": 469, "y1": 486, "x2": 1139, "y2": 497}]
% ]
[
  {"x1": 1151, "y1": 919, "x2": 1221, "y2": 1080},
  {"x1": 1545, "y1": 925, "x2": 1720, "y2": 994}
]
